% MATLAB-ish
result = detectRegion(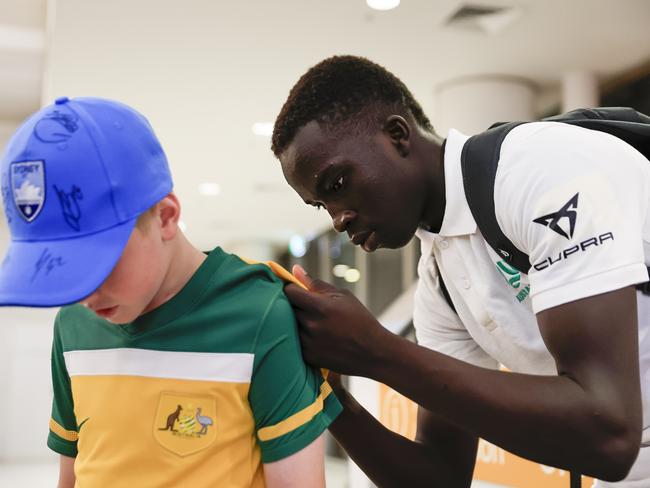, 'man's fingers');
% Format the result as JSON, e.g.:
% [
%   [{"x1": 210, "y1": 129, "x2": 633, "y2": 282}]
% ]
[
  {"x1": 291, "y1": 266, "x2": 339, "y2": 295},
  {"x1": 292, "y1": 264, "x2": 314, "y2": 289},
  {"x1": 292, "y1": 306, "x2": 309, "y2": 326},
  {"x1": 284, "y1": 283, "x2": 322, "y2": 311},
  {"x1": 292, "y1": 265, "x2": 334, "y2": 292}
]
